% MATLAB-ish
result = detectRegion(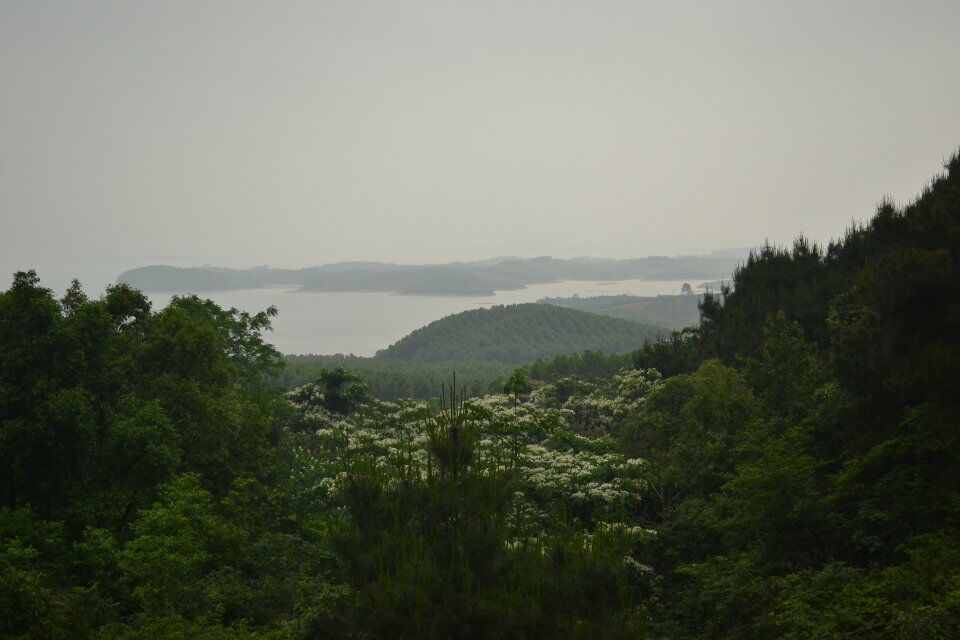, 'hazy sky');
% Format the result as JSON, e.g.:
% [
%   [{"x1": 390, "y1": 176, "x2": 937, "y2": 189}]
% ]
[{"x1": 2, "y1": 0, "x2": 959, "y2": 284}]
